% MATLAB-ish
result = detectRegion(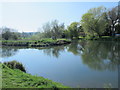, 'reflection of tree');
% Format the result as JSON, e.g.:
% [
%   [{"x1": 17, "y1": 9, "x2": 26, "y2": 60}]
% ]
[
  {"x1": 1, "y1": 47, "x2": 18, "y2": 58},
  {"x1": 43, "y1": 46, "x2": 65, "y2": 58},
  {"x1": 67, "y1": 40, "x2": 84, "y2": 55},
  {"x1": 81, "y1": 41, "x2": 120, "y2": 71},
  {"x1": 66, "y1": 40, "x2": 120, "y2": 71},
  {"x1": 1, "y1": 41, "x2": 119, "y2": 71}
]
